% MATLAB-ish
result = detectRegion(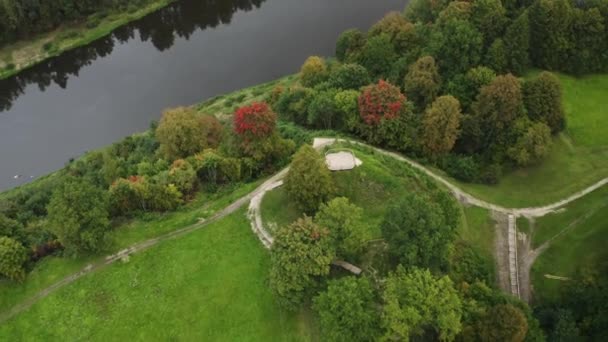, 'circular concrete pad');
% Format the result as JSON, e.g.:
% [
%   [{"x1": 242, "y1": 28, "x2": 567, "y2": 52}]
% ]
[{"x1": 325, "y1": 151, "x2": 362, "y2": 171}]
